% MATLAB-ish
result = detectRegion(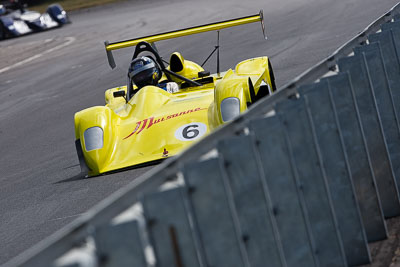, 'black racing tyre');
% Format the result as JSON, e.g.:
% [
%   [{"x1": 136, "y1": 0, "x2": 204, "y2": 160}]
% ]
[
  {"x1": 268, "y1": 59, "x2": 277, "y2": 92},
  {"x1": 0, "y1": 21, "x2": 5, "y2": 40}
]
